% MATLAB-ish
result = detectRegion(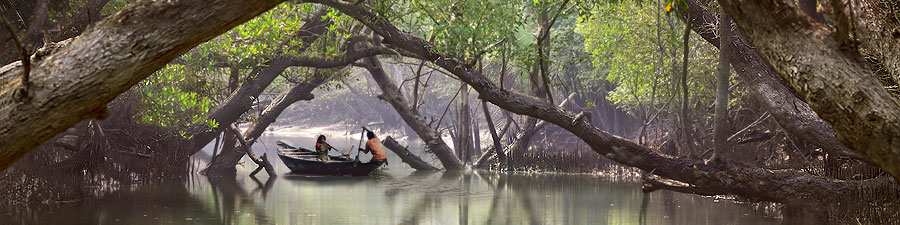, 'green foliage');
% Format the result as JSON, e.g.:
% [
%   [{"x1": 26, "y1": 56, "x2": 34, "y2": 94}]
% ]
[
  {"x1": 576, "y1": 0, "x2": 718, "y2": 116},
  {"x1": 192, "y1": 3, "x2": 315, "y2": 68},
  {"x1": 135, "y1": 64, "x2": 219, "y2": 138},
  {"x1": 101, "y1": 0, "x2": 130, "y2": 15},
  {"x1": 376, "y1": 0, "x2": 526, "y2": 63},
  {"x1": 132, "y1": 3, "x2": 360, "y2": 137}
]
